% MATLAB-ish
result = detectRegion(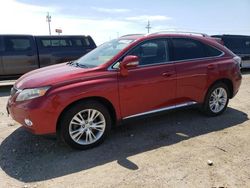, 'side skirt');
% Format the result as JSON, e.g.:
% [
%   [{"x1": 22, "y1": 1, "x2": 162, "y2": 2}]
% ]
[{"x1": 123, "y1": 101, "x2": 198, "y2": 120}]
